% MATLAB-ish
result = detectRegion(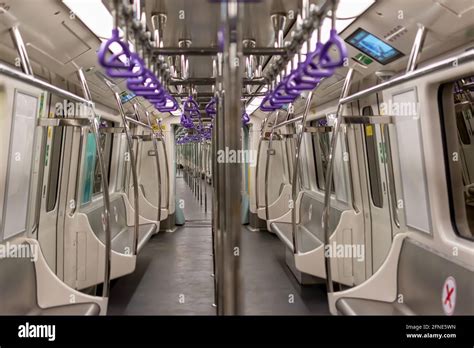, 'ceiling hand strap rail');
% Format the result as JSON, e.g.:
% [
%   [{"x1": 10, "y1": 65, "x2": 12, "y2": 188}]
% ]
[{"x1": 152, "y1": 47, "x2": 287, "y2": 56}]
